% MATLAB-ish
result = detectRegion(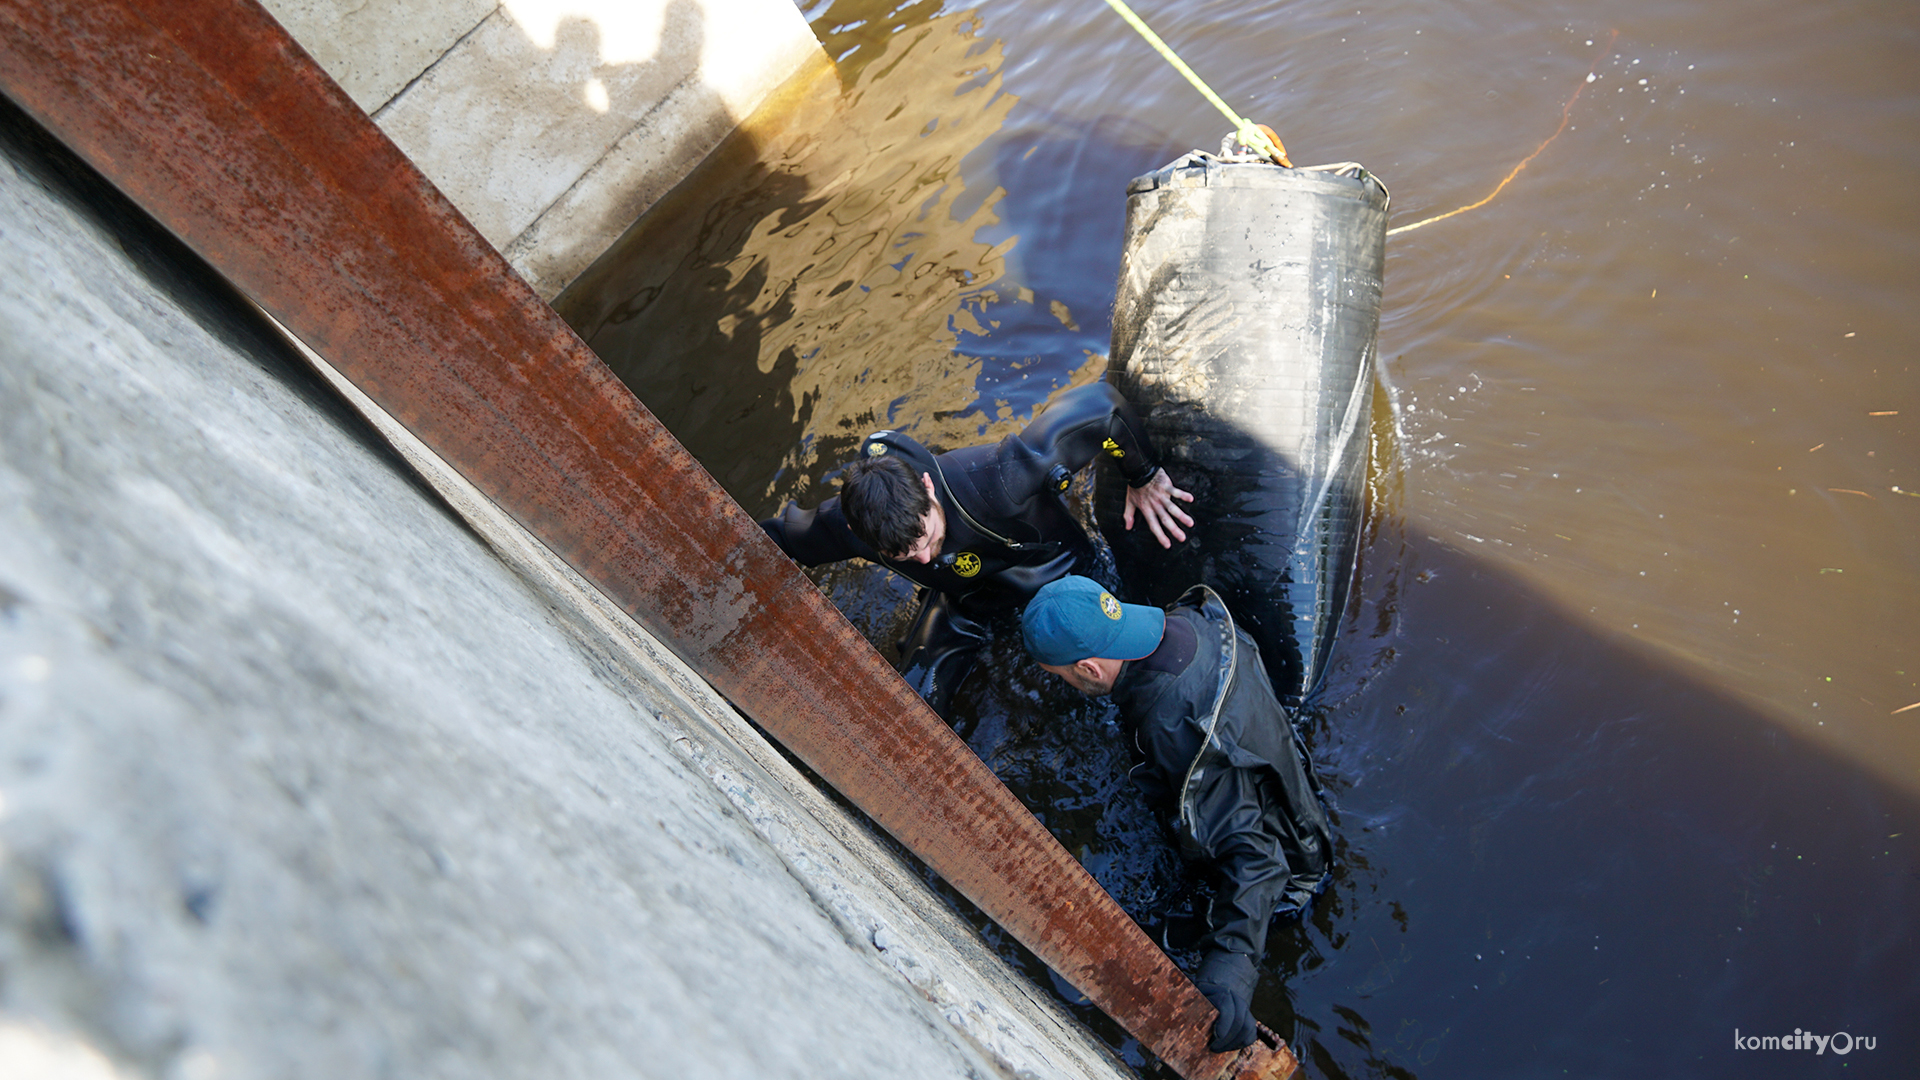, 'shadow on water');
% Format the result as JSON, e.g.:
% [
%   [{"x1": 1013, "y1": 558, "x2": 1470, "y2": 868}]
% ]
[
  {"x1": 950, "y1": 111, "x2": 1177, "y2": 404},
  {"x1": 557, "y1": 143, "x2": 822, "y2": 505},
  {"x1": 556, "y1": 4, "x2": 1919, "y2": 1078},
  {"x1": 1290, "y1": 517, "x2": 1919, "y2": 1079}
]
